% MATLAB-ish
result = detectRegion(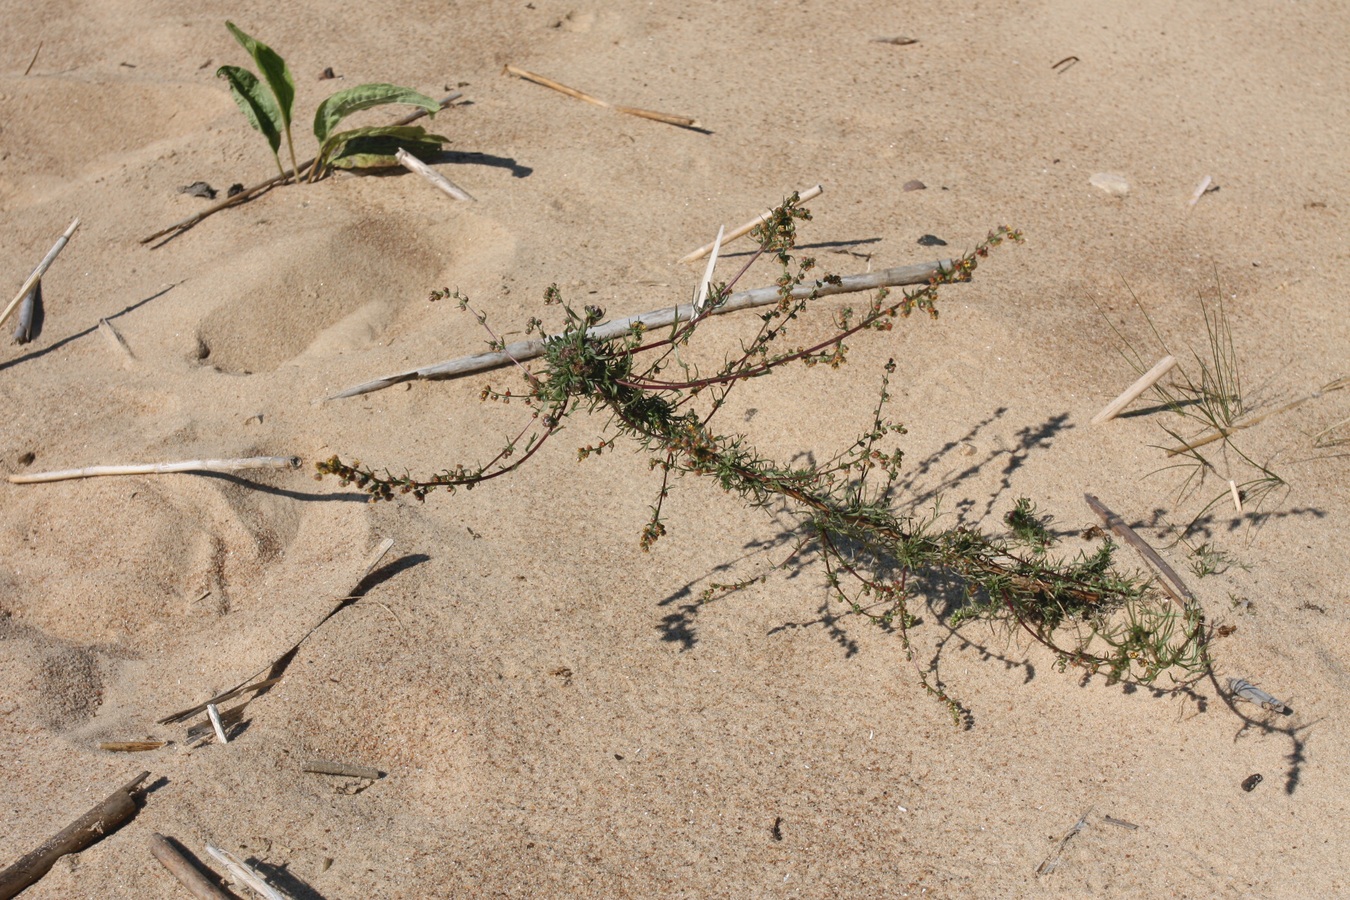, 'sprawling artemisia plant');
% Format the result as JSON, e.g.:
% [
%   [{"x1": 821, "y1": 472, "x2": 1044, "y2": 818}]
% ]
[{"x1": 320, "y1": 195, "x2": 1207, "y2": 723}]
